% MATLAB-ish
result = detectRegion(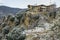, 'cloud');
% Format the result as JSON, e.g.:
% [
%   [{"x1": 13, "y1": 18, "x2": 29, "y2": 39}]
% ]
[
  {"x1": 0, "y1": 0, "x2": 3, "y2": 3},
  {"x1": 0, "y1": 0, "x2": 2, "y2": 2}
]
